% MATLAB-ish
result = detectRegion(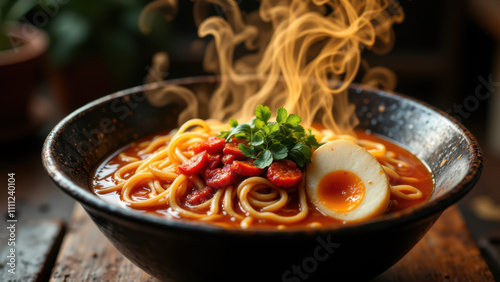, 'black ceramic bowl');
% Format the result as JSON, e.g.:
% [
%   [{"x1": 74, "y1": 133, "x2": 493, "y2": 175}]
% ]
[{"x1": 42, "y1": 76, "x2": 482, "y2": 281}]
